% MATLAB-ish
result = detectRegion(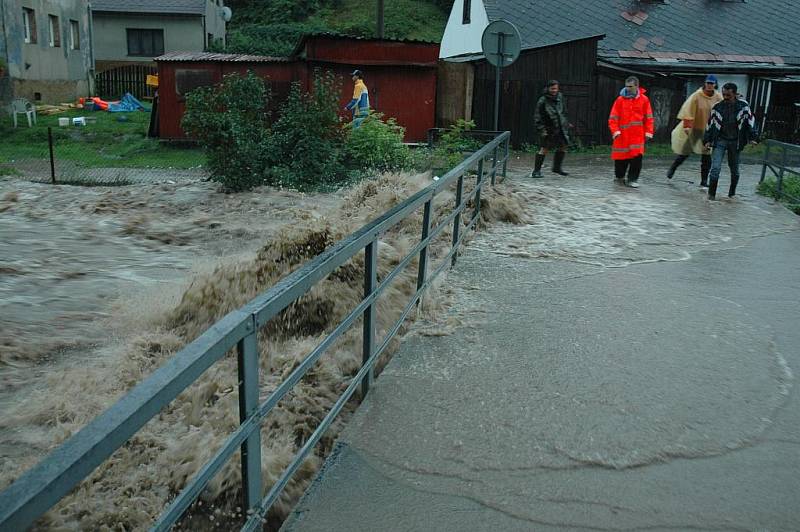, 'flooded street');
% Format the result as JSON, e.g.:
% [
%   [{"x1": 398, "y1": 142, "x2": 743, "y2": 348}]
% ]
[
  {"x1": 3, "y1": 155, "x2": 799, "y2": 531},
  {"x1": 280, "y1": 158, "x2": 800, "y2": 532}
]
